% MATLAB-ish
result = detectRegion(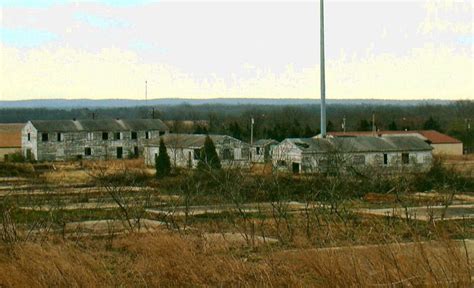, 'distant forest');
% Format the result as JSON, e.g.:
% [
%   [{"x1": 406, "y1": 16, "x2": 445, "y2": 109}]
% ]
[{"x1": 1, "y1": 101, "x2": 473, "y2": 150}]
